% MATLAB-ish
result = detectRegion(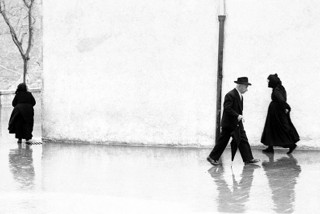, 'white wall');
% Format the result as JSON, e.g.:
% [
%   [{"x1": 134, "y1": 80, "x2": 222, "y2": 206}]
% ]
[
  {"x1": 222, "y1": 0, "x2": 320, "y2": 148},
  {"x1": 43, "y1": 0, "x2": 218, "y2": 146},
  {"x1": 43, "y1": 0, "x2": 320, "y2": 148}
]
